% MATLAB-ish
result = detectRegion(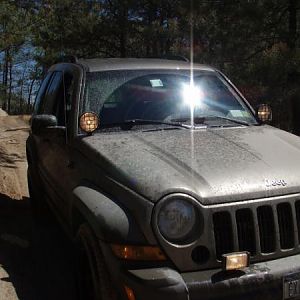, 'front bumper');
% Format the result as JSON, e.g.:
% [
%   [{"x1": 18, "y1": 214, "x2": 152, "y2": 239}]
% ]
[{"x1": 121, "y1": 254, "x2": 300, "y2": 300}]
